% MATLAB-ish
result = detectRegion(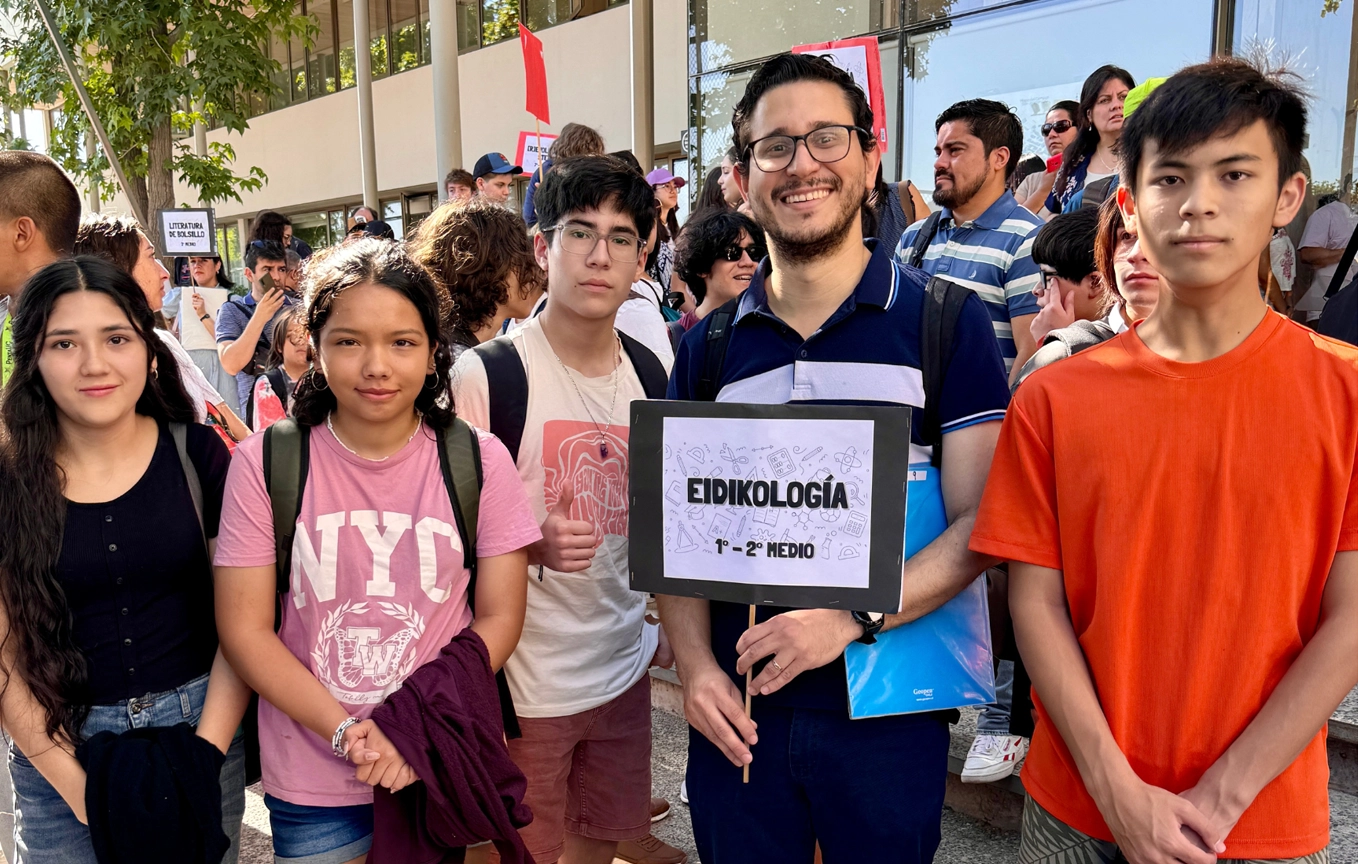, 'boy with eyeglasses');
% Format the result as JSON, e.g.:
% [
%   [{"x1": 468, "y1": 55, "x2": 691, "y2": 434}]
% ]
[
  {"x1": 216, "y1": 238, "x2": 291, "y2": 415},
  {"x1": 451, "y1": 155, "x2": 676, "y2": 864}
]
